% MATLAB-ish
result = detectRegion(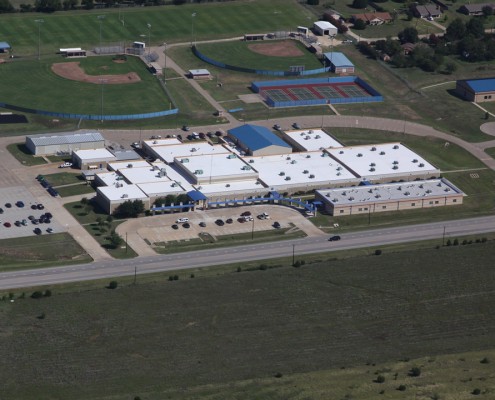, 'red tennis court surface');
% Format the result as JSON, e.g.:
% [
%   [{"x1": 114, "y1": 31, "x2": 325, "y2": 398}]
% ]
[{"x1": 261, "y1": 81, "x2": 371, "y2": 103}]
